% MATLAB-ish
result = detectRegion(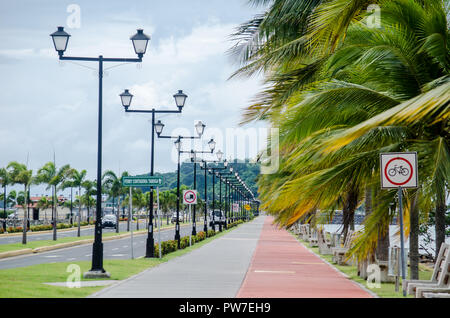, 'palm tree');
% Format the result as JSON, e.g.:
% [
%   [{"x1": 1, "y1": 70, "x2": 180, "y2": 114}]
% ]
[
  {"x1": 232, "y1": 0, "x2": 449, "y2": 280},
  {"x1": 35, "y1": 162, "x2": 72, "y2": 241},
  {"x1": 69, "y1": 169, "x2": 87, "y2": 236},
  {"x1": 82, "y1": 180, "x2": 96, "y2": 223},
  {"x1": 36, "y1": 196, "x2": 51, "y2": 222},
  {"x1": 7, "y1": 162, "x2": 32, "y2": 244},
  {"x1": 0, "y1": 168, "x2": 11, "y2": 227},
  {"x1": 102, "y1": 170, "x2": 129, "y2": 233}
]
